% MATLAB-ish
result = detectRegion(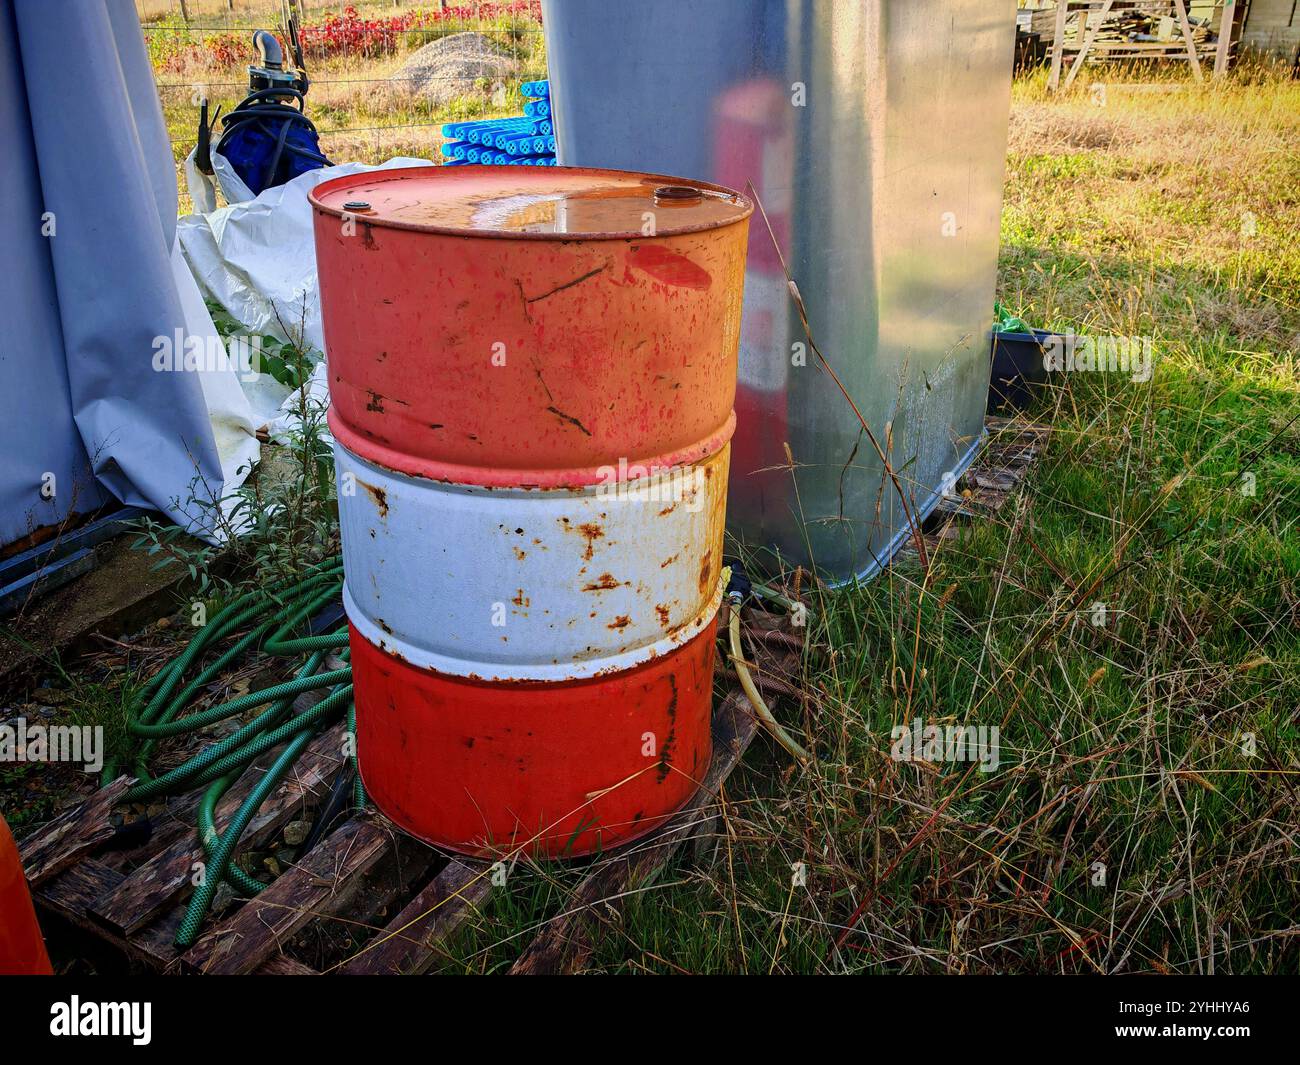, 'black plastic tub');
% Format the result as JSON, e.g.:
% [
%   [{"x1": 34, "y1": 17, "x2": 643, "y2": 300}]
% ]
[{"x1": 988, "y1": 328, "x2": 1055, "y2": 413}]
